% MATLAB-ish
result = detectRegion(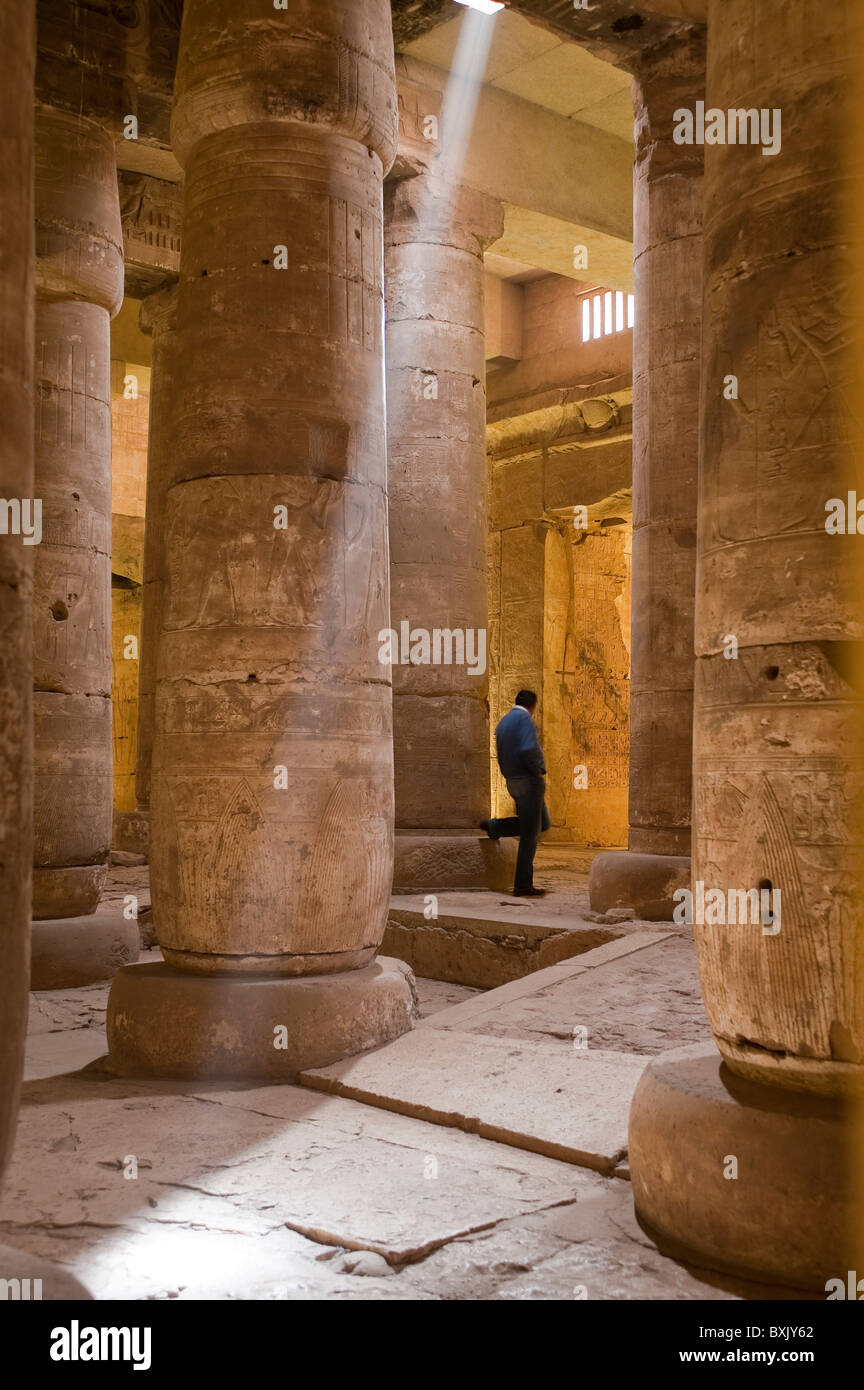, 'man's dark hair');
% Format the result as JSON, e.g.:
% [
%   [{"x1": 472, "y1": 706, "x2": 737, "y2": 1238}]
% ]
[{"x1": 515, "y1": 690, "x2": 537, "y2": 710}]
